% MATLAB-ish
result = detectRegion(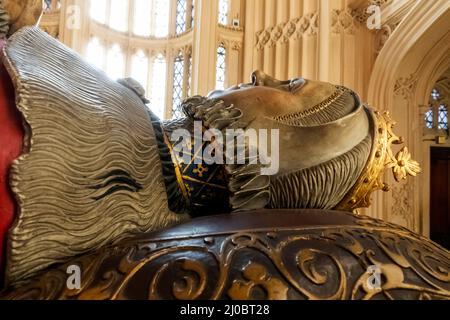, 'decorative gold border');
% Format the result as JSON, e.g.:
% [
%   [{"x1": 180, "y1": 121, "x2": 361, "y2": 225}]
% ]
[
  {"x1": 162, "y1": 131, "x2": 190, "y2": 202},
  {"x1": 336, "y1": 108, "x2": 421, "y2": 212}
]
